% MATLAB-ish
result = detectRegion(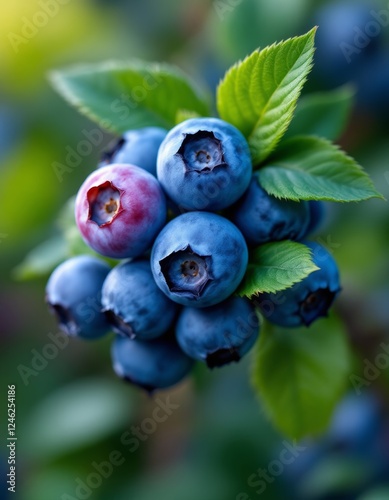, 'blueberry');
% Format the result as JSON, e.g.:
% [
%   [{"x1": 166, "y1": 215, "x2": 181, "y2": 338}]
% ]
[
  {"x1": 101, "y1": 259, "x2": 177, "y2": 340},
  {"x1": 45, "y1": 256, "x2": 111, "y2": 339},
  {"x1": 231, "y1": 175, "x2": 310, "y2": 245},
  {"x1": 151, "y1": 212, "x2": 248, "y2": 307},
  {"x1": 285, "y1": 392, "x2": 387, "y2": 495},
  {"x1": 305, "y1": 201, "x2": 326, "y2": 237},
  {"x1": 111, "y1": 333, "x2": 194, "y2": 392},
  {"x1": 327, "y1": 392, "x2": 382, "y2": 454},
  {"x1": 312, "y1": 1, "x2": 383, "y2": 87},
  {"x1": 157, "y1": 117, "x2": 252, "y2": 211},
  {"x1": 176, "y1": 296, "x2": 260, "y2": 368},
  {"x1": 100, "y1": 127, "x2": 167, "y2": 176},
  {"x1": 259, "y1": 241, "x2": 341, "y2": 327},
  {"x1": 356, "y1": 49, "x2": 389, "y2": 118},
  {"x1": 75, "y1": 164, "x2": 166, "y2": 259}
]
